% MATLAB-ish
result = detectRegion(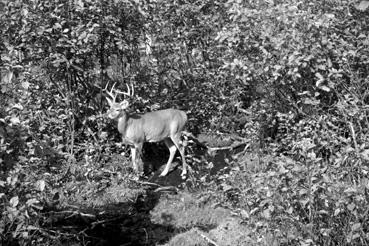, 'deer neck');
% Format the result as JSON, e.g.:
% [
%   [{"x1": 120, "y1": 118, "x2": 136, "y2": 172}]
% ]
[{"x1": 117, "y1": 111, "x2": 129, "y2": 136}]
